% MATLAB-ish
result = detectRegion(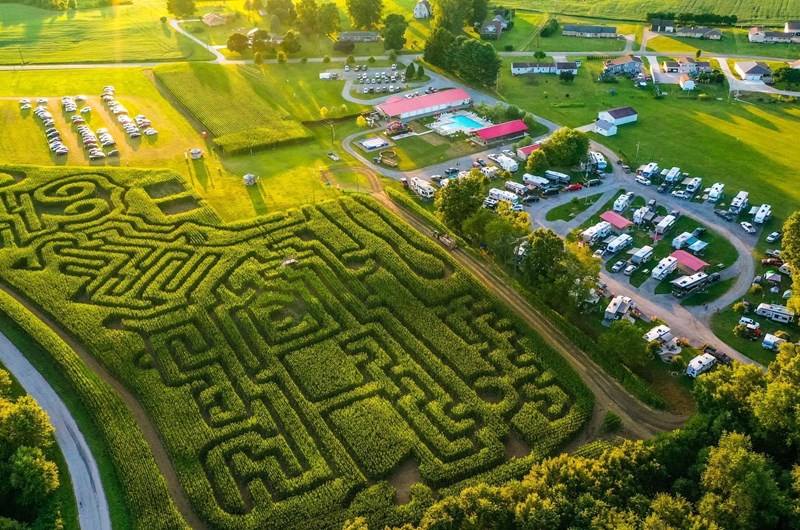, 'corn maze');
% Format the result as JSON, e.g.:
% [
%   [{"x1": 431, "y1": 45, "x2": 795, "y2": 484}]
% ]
[{"x1": 0, "y1": 166, "x2": 592, "y2": 529}]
